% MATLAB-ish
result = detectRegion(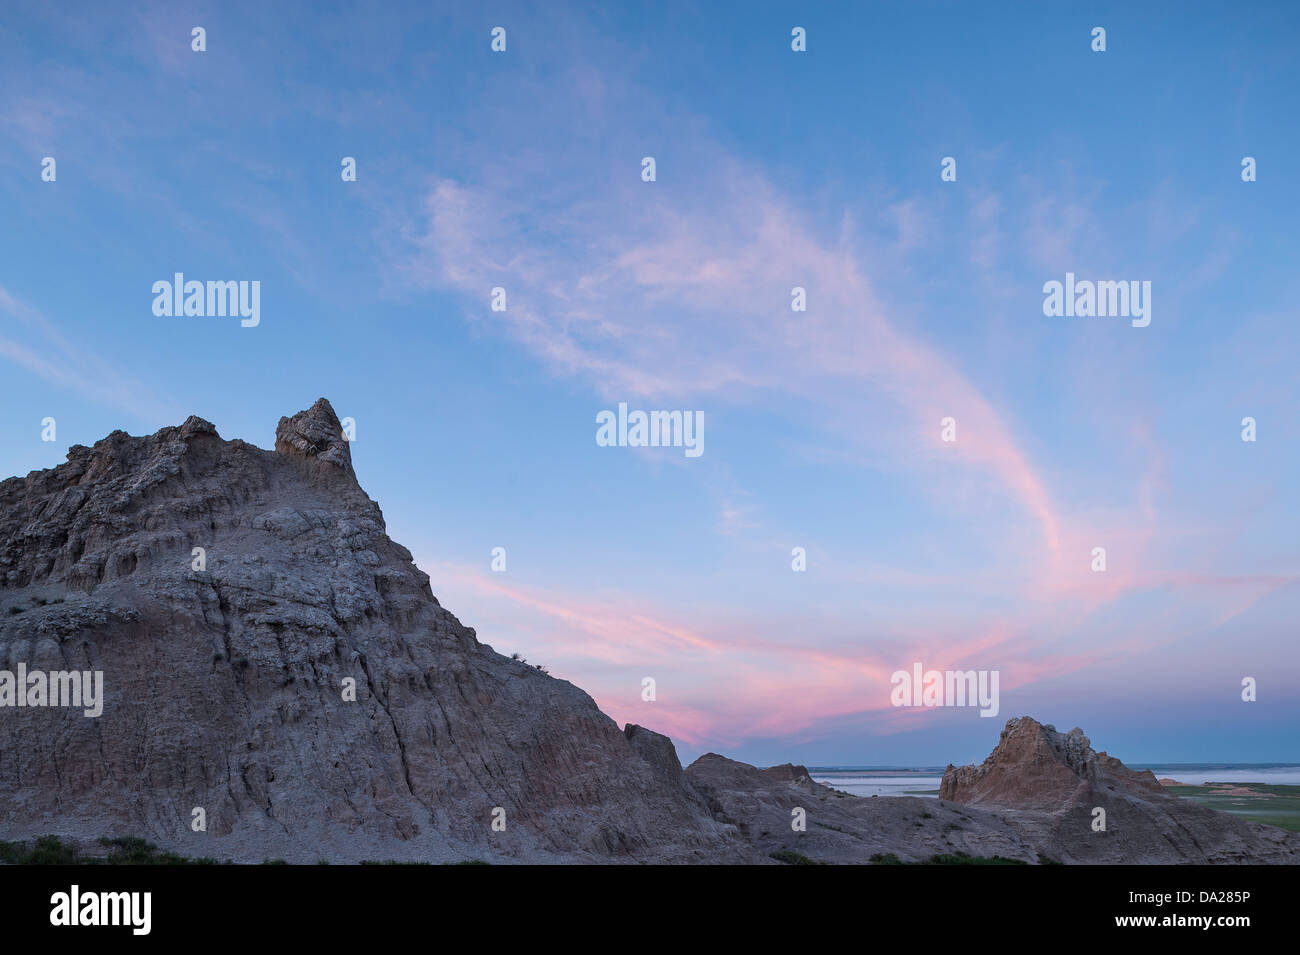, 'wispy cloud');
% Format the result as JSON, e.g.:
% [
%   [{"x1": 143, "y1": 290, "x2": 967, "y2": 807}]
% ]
[
  {"x1": 395, "y1": 166, "x2": 1066, "y2": 561},
  {"x1": 423, "y1": 561, "x2": 1109, "y2": 747},
  {"x1": 0, "y1": 285, "x2": 172, "y2": 422}
]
